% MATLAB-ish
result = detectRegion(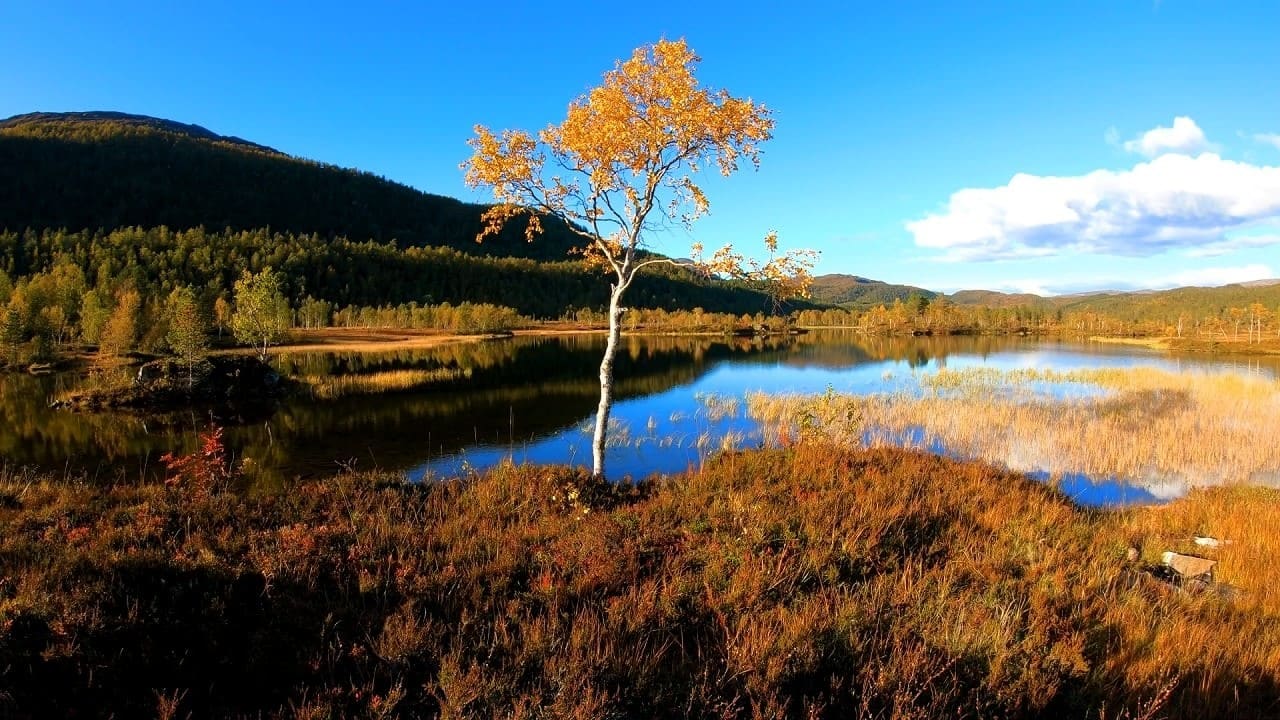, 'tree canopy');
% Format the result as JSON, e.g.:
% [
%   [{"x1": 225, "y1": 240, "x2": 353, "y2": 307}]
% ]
[{"x1": 231, "y1": 268, "x2": 291, "y2": 360}]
